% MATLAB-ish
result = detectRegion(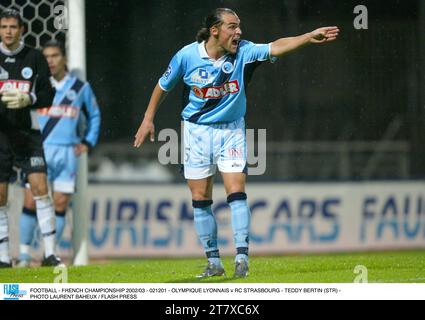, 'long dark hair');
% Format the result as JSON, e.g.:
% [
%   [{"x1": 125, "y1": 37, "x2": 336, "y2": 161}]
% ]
[{"x1": 196, "y1": 8, "x2": 237, "y2": 43}]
